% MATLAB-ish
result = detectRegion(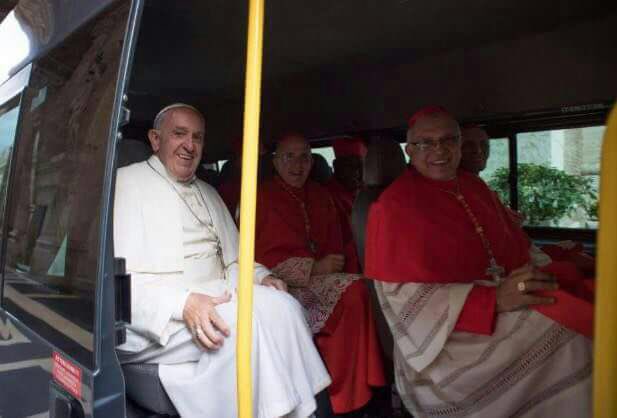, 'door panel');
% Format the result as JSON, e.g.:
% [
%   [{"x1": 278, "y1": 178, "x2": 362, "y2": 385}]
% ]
[{"x1": 0, "y1": 1, "x2": 133, "y2": 371}]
